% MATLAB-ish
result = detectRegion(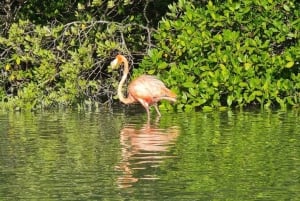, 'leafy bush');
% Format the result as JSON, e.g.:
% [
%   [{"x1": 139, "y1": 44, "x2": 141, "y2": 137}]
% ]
[
  {"x1": 138, "y1": 0, "x2": 300, "y2": 111},
  {"x1": 0, "y1": 19, "x2": 152, "y2": 110},
  {"x1": 0, "y1": 0, "x2": 174, "y2": 110}
]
